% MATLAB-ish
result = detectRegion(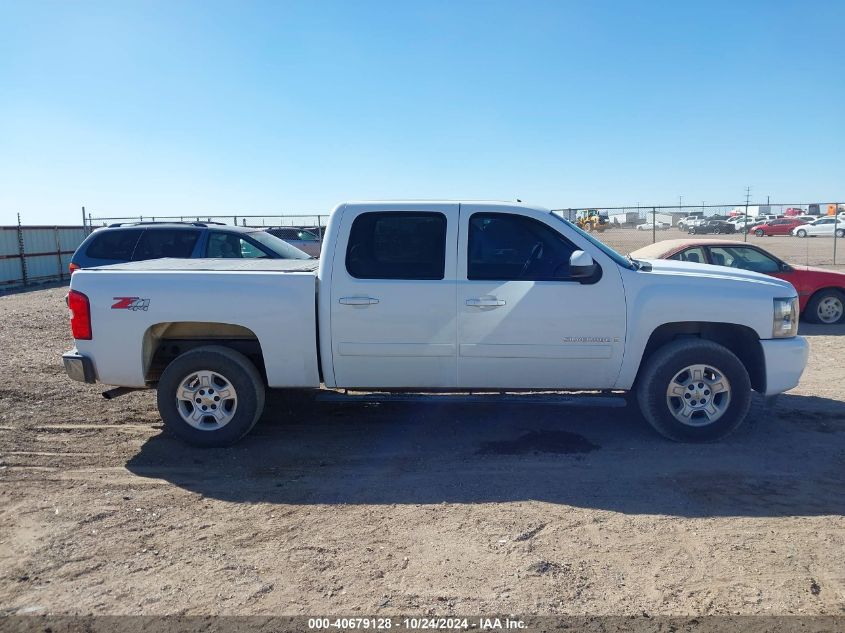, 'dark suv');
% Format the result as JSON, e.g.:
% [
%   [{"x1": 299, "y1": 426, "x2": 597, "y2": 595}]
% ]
[{"x1": 70, "y1": 222, "x2": 311, "y2": 272}]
